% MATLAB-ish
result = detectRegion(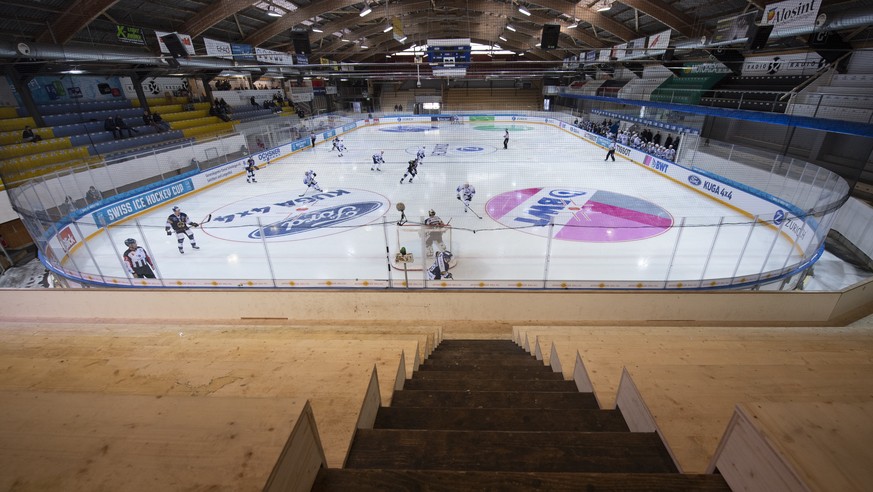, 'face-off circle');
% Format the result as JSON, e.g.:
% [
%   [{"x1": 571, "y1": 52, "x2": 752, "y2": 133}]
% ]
[
  {"x1": 486, "y1": 187, "x2": 673, "y2": 242},
  {"x1": 202, "y1": 188, "x2": 390, "y2": 242}
]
